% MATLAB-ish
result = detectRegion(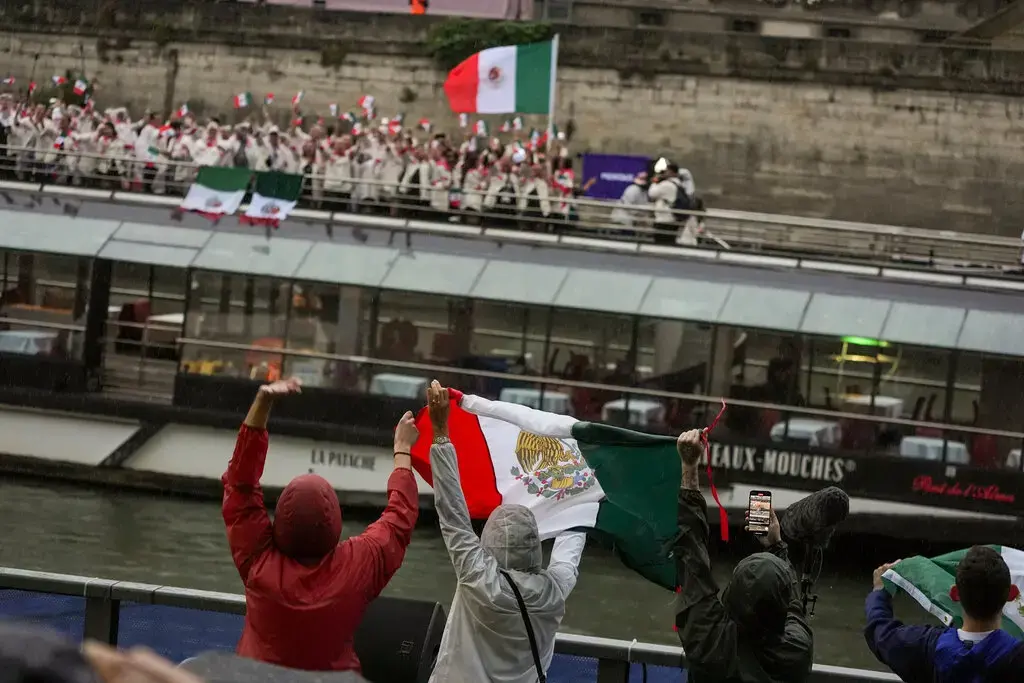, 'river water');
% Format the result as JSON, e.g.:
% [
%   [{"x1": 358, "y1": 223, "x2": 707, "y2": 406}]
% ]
[{"x1": 0, "y1": 479, "x2": 938, "y2": 672}]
